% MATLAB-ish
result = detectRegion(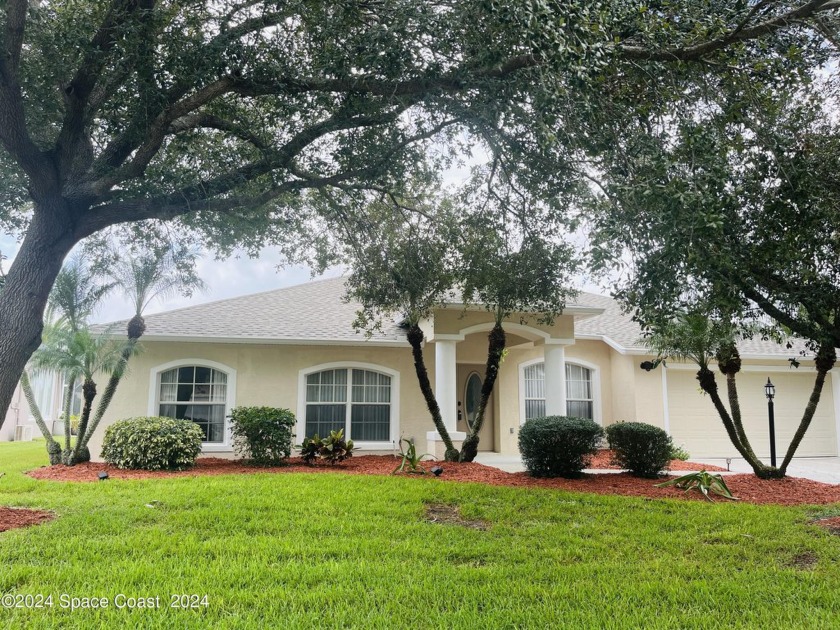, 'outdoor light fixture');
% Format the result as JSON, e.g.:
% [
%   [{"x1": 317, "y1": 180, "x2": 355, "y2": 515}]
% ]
[
  {"x1": 640, "y1": 361, "x2": 655, "y2": 372},
  {"x1": 98, "y1": 471, "x2": 109, "y2": 481},
  {"x1": 430, "y1": 466, "x2": 443, "y2": 477},
  {"x1": 765, "y1": 378, "x2": 777, "y2": 468}
]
